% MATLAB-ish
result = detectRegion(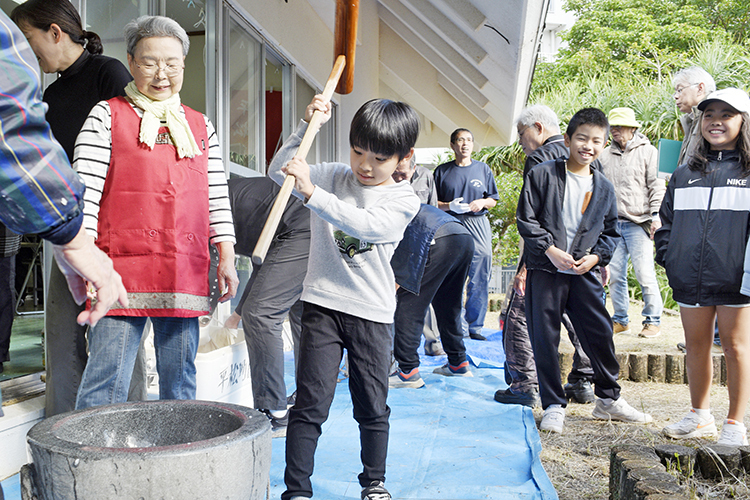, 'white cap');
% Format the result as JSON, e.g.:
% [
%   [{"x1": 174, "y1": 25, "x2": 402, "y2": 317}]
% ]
[{"x1": 697, "y1": 87, "x2": 750, "y2": 114}]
